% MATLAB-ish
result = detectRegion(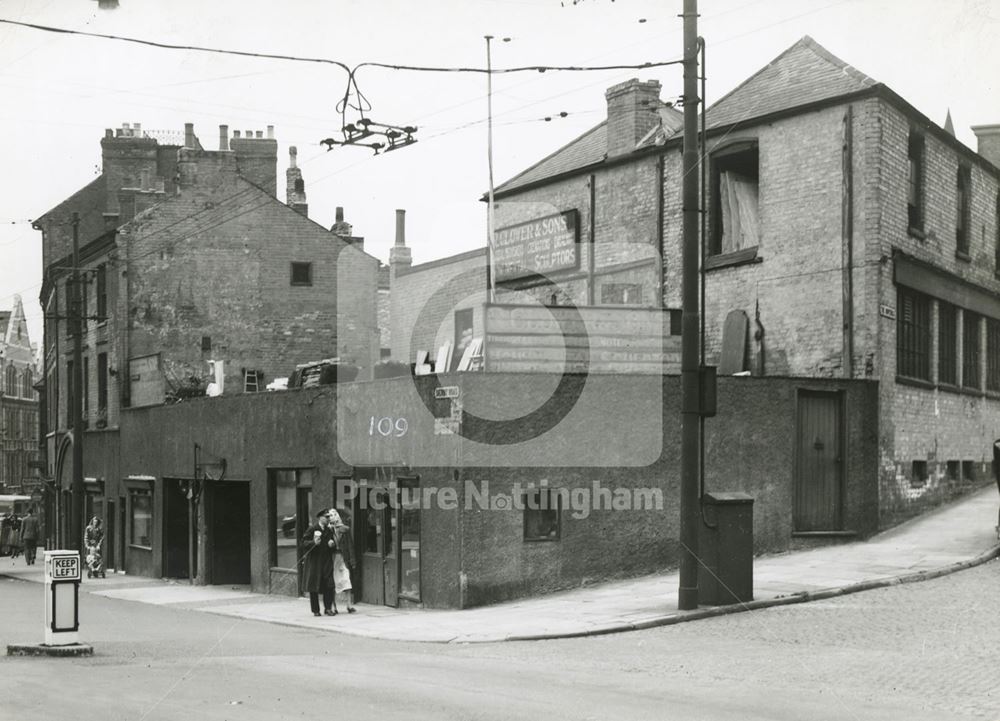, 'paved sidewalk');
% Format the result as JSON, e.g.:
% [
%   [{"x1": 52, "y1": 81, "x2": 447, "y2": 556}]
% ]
[{"x1": 3, "y1": 485, "x2": 998, "y2": 643}]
